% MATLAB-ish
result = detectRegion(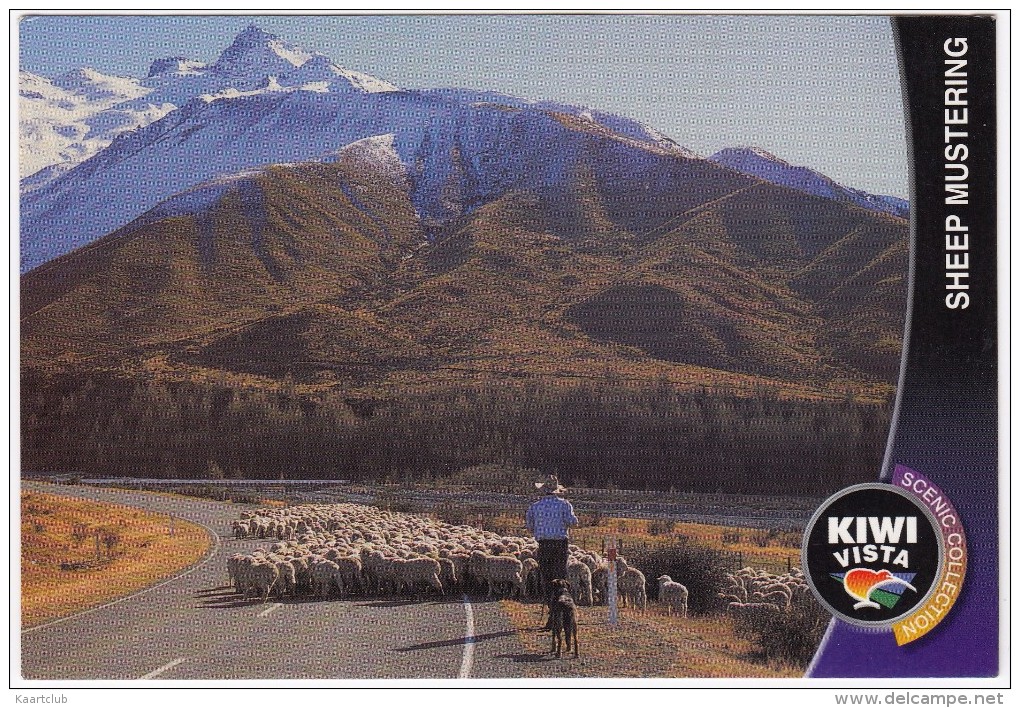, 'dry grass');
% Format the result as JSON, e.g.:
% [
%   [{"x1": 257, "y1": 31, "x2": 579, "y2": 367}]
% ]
[
  {"x1": 500, "y1": 600, "x2": 801, "y2": 678},
  {"x1": 20, "y1": 491, "x2": 211, "y2": 628},
  {"x1": 571, "y1": 517, "x2": 801, "y2": 573},
  {"x1": 475, "y1": 513, "x2": 801, "y2": 573}
]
